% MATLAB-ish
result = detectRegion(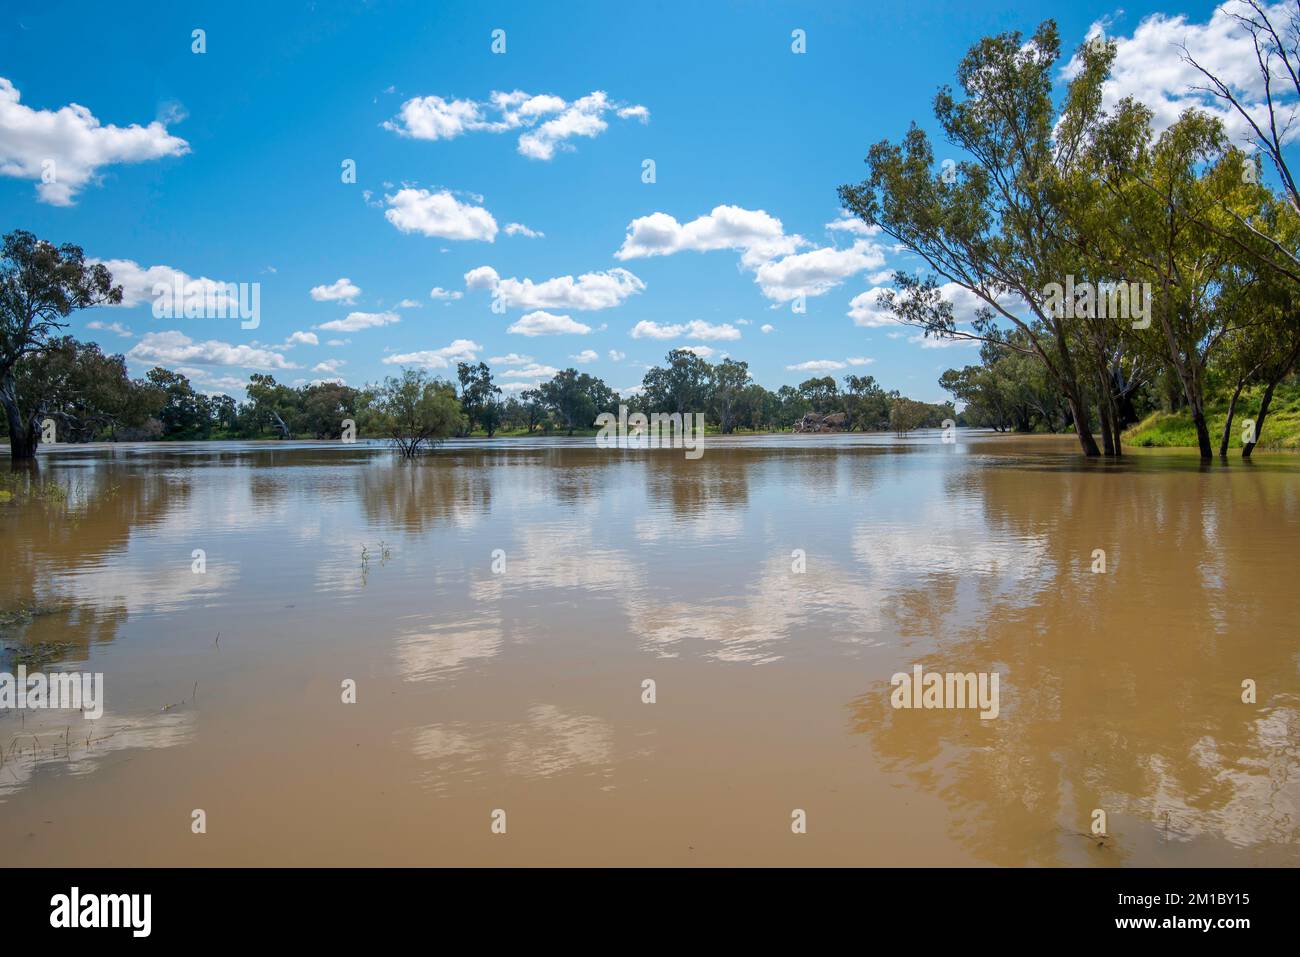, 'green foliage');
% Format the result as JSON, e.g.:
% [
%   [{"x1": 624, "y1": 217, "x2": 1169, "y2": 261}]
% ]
[
  {"x1": 1125, "y1": 382, "x2": 1300, "y2": 450},
  {"x1": 0, "y1": 230, "x2": 123, "y2": 458},
  {"x1": 538, "y1": 368, "x2": 617, "y2": 435},
  {"x1": 361, "y1": 369, "x2": 464, "y2": 457}
]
